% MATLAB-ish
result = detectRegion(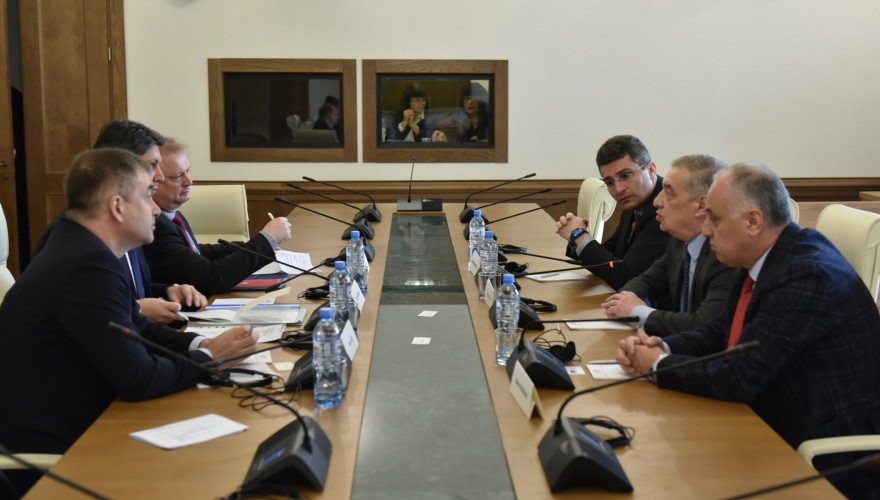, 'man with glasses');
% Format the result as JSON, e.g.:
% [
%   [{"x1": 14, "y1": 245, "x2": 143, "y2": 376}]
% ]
[
  {"x1": 142, "y1": 138, "x2": 292, "y2": 297},
  {"x1": 602, "y1": 155, "x2": 735, "y2": 335},
  {"x1": 556, "y1": 135, "x2": 669, "y2": 289}
]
